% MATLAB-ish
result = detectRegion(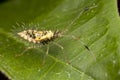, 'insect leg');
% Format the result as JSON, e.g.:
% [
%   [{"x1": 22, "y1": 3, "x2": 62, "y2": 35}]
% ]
[
  {"x1": 15, "y1": 46, "x2": 35, "y2": 57},
  {"x1": 71, "y1": 35, "x2": 96, "y2": 61},
  {"x1": 46, "y1": 45, "x2": 49, "y2": 55},
  {"x1": 42, "y1": 45, "x2": 49, "y2": 65},
  {"x1": 52, "y1": 42, "x2": 64, "y2": 50},
  {"x1": 52, "y1": 42, "x2": 71, "y2": 64}
]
